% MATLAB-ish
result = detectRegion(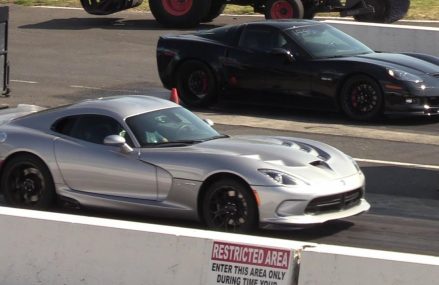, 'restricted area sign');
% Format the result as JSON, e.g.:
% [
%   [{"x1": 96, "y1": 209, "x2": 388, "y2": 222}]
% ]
[{"x1": 207, "y1": 241, "x2": 294, "y2": 285}]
